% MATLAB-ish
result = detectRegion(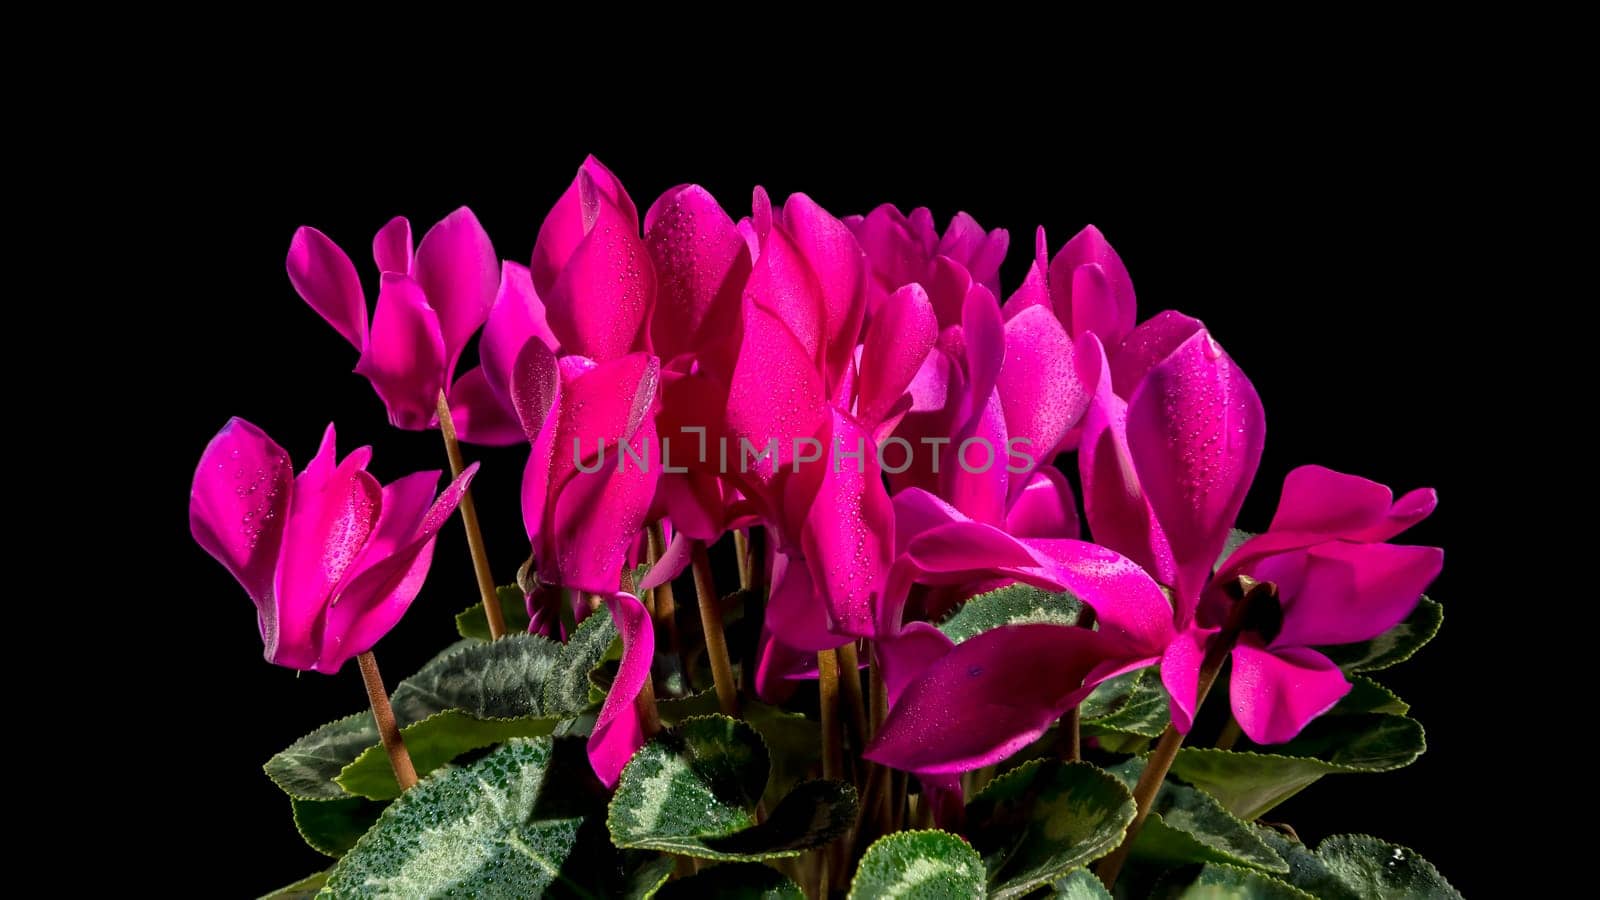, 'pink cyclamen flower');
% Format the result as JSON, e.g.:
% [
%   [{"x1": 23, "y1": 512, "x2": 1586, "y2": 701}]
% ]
[
  {"x1": 287, "y1": 208, "x2": 512, "y2": 443},
  {"x1": 190, "y1": 418, "x2": 475, "y2": 673},
  {"x1": 1194, "y1": 466, "x2": 1442, "y2": 743},
  {"x1": 846, "y1": 203, "x2": 1009, "y2": 304}
]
